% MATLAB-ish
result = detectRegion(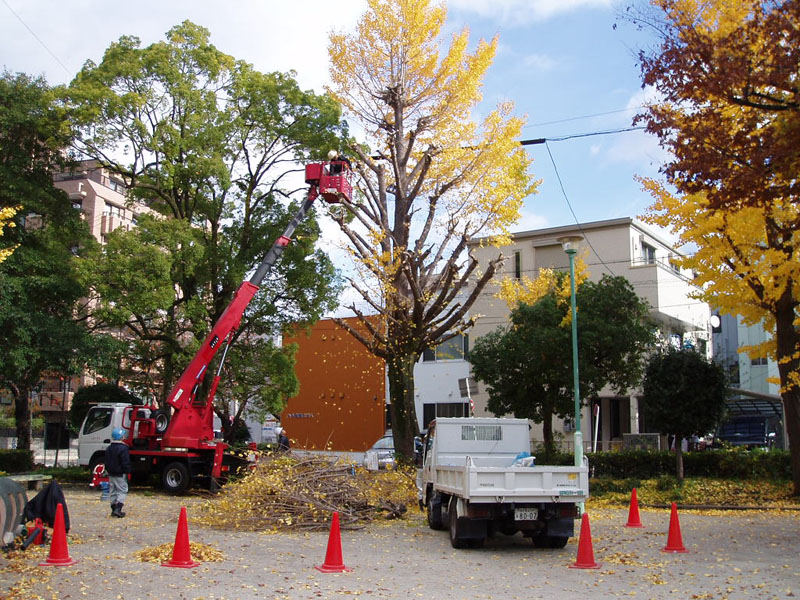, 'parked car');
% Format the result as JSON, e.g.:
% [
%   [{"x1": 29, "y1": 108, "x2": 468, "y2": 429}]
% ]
[
  {"x1": 363, "y1": 434, "x2": 395, "y2": 471},
  {"x1": 714, "y1": 415, "x2": 780, "y2": 449}
]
